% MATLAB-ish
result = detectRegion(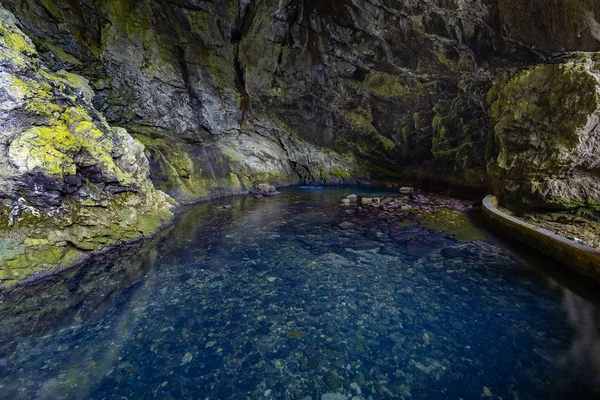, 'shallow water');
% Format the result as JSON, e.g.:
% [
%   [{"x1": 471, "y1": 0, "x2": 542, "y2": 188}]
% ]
[{"x1": 1, "y1": 187, "x2": 599, "y2": 399}]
